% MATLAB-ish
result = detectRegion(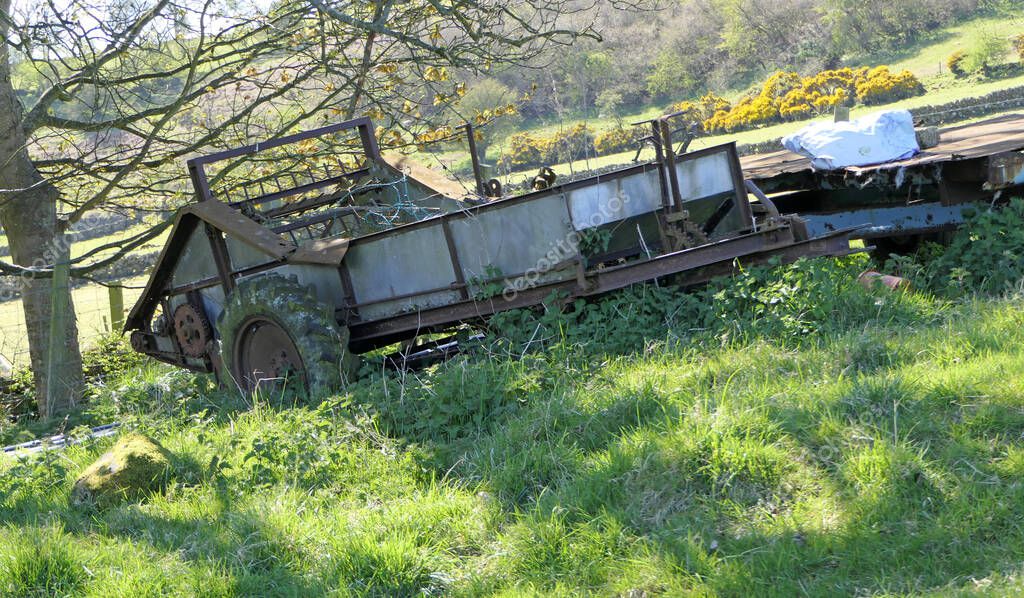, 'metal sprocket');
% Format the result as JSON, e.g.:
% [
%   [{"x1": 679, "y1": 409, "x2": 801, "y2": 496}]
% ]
[{"x1": 173, "y1": 303, "x2": 212, "y2": 358}]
